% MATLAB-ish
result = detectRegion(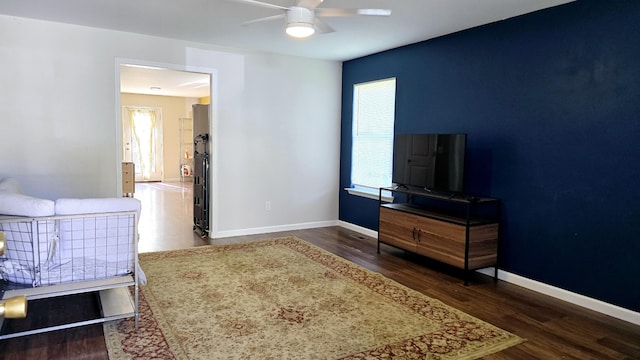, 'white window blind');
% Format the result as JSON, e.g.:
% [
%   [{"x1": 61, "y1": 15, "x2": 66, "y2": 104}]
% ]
[{"x1": 351, "y1": 78, "x2": 396, "y2": 190}]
